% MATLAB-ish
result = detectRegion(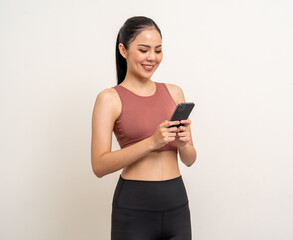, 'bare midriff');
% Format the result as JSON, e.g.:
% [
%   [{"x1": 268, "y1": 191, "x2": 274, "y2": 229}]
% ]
[{"x1": 121, "y1": 150, "x2": 181, "y2": 181}]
